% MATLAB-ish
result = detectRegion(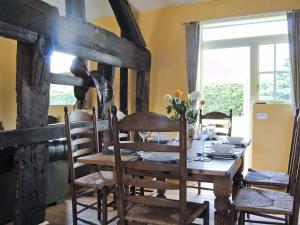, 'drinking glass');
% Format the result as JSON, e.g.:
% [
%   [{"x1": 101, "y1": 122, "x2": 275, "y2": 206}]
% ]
[{"x1": 139, "y1": 131, "x2": 150, "y2": 142}]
